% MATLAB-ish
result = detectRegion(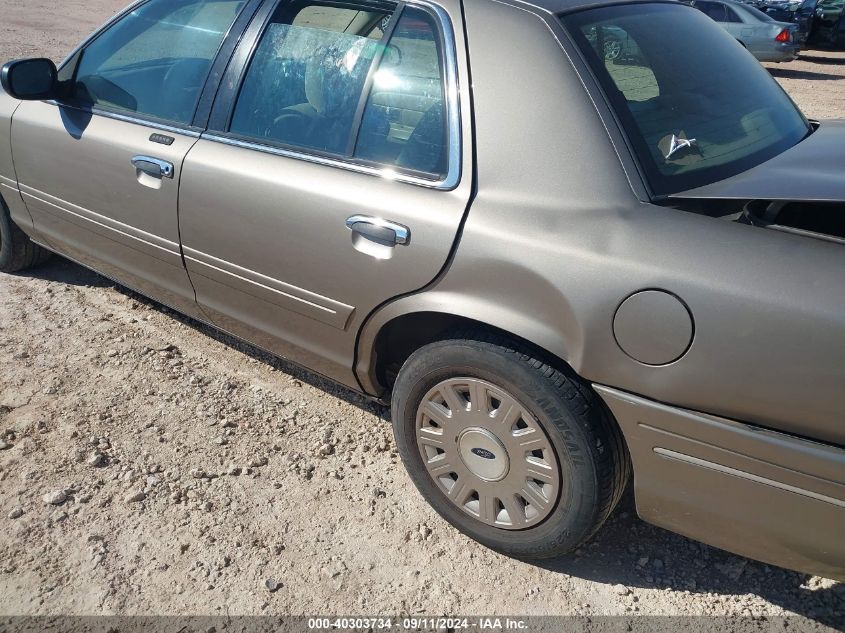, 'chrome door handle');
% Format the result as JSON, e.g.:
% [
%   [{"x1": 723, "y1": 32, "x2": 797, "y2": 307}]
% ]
[
  {"x1": 131, "y1": 155, "x2": 174, "y2": 179},
  {"x1": 346, "y1": 215, "x2": 410, "y2": 245}
]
